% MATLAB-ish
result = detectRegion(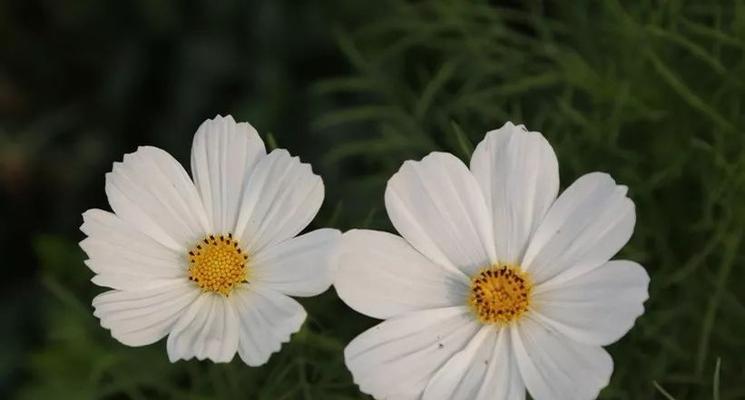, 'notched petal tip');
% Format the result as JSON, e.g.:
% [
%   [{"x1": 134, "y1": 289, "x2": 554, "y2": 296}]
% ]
[
  {"x1": 486, "y1": 120, "x2": 539, "y2": 137},
  {"x1": 268, "y1": 148, "x2": 322, "y2": 180},
  {"x1": 80, "y1": 208, "x2": 100, "y2": 232},
  {"x1": 387, "y1": 151, "x2": 466, "y2": 186}
]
